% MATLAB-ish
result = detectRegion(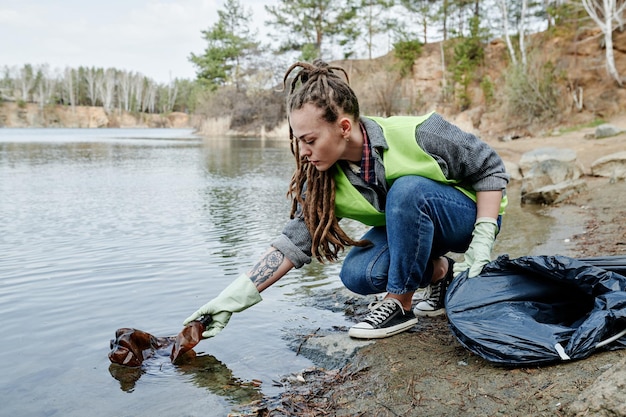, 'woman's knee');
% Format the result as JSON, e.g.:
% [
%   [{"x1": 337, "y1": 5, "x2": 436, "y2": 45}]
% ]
[
  {"x1": 386, "y1": 176, "x2": 432, "y2": 213},
  {"x1": 339, "y1": 269, "x2": 365, "y2": 294},
  {"x1": 340, "y1": 245, "x2": 389, "y2": 295}
]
